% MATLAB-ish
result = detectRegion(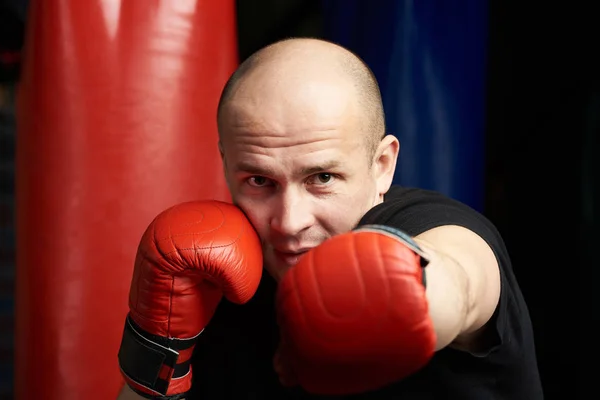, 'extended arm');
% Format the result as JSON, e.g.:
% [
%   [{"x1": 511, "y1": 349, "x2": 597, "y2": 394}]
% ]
[{"x1": 415, "y1": 225, "x2": 501, "y2": 352}]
